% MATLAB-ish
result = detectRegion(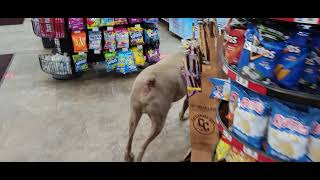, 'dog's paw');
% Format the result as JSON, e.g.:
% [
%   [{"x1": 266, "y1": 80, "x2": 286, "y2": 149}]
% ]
[{"x1": 125, "y1": 152, "x2": 135, "y2": 162}]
